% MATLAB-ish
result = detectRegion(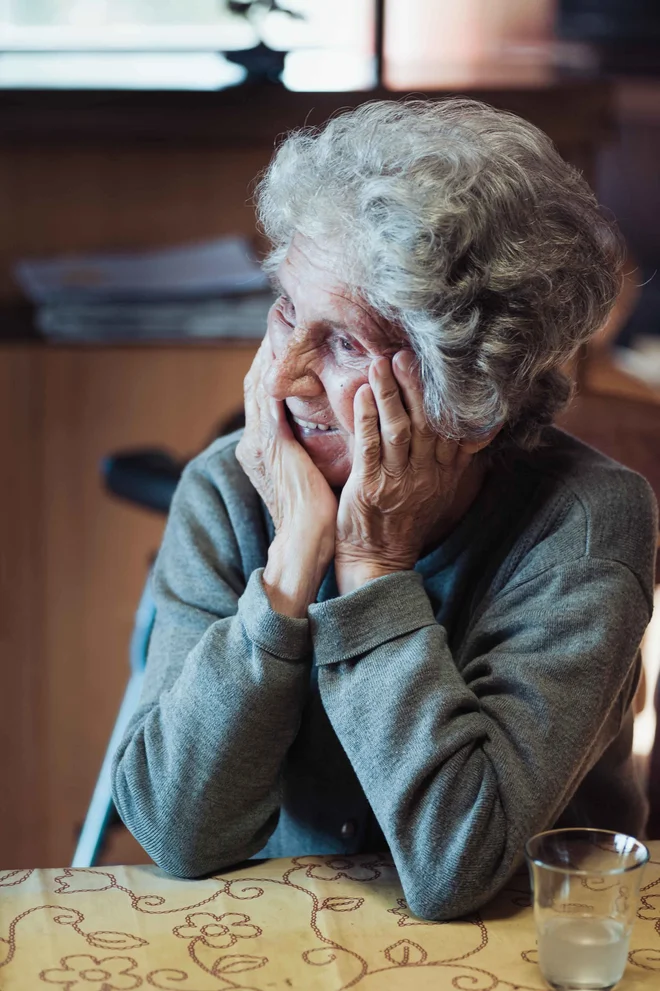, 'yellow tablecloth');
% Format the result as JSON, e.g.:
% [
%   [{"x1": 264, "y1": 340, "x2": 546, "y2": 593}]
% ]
[{"x1": 2, "y1": 848, "x2": 660, "y2": 990}]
